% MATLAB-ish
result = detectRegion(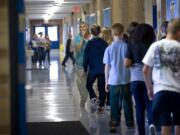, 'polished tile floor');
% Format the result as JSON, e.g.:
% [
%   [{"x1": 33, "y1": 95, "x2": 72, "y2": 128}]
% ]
[{"x1": 26, "y1": 50, "x2": 158, "y2": 135}]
